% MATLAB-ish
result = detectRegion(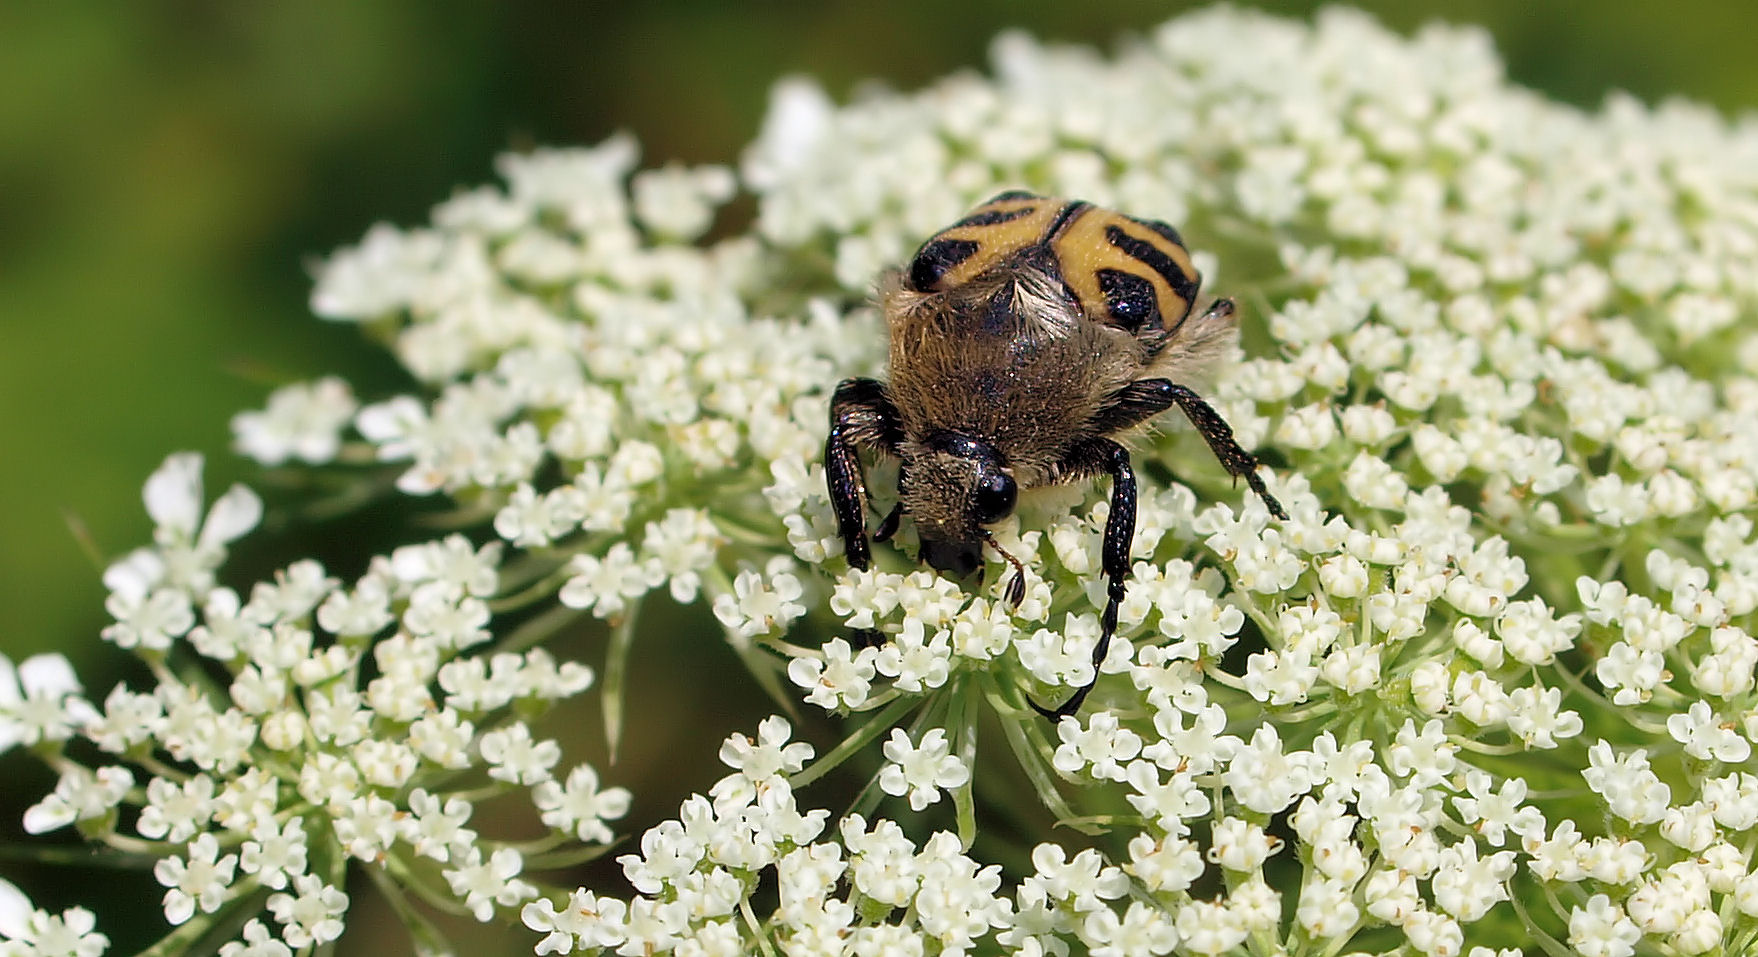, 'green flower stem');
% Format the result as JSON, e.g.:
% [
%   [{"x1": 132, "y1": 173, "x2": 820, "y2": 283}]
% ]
[
  {"x1": 950, "y1": 679, "x2": 979, "y2": 849},
  {"x1": 494, "y1": 596, "x2": 590, "y2": 656},
  {"x1": 1518, "y1": 882, "x2": 1581, "y2": 957},
  {"x1": 1202, "y1": 659, "x2": 1249, "y2": 695},
  {"x1": 1229, "y1": 586, "x2": 1281, "y2": 647},
  {"x1": 988, "y1": 682, "x2": 1092, "y2": 835},
  {"x1": 98, "y1": 832, "x2": 165, "y2": 856},
  {"x1": 0, "y1": 839, "x2": 155, "y2": 868},
  {"x1": 521, "y1": 840, "x2": 619, "y2": 871},
  {"x1": 366, "y1": 862, "x2": 457, "y2": 956},
  {"x1": 133, "y1": 889, "x2": 262, "y2": 957},
  {"x1": 789, "y1": 692, "x2": 918, "y2": 791},
  {"x1": 380, "y1": 850, "x2": 474, "y2": 919},
  {"x1": 487, "y1": 562, "x2": 574, "y2": 614},
  {"x1": 710, "y1": 510, "x2": 789, "y2": 548},
  {"x1": 293, "y1": 465, "x2": 404, "y2": 523},
  {"x1": 740, "y1": 896, "x2": 780, "y2": 957},
  {"x1": 601, "y1": 597, "x2": 642, "y2": 759},
  {"x1": 1451, "y1": 734, "x2": 1527, "y2": 756},
  {"x1": 411, "y1": 500, "x2": 501, "y2": 532},
  {"x1": 1272, "y1": 699, "x2": 1342, "y2": 724}
]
